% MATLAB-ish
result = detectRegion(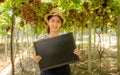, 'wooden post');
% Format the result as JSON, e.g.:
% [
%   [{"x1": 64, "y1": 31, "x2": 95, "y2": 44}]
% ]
[
  {"x1": 117, "y1": 16, "x2": 120, "y2": 72},
  {"x1": 5, "y1": 35, "x2": 8, "y2": 61},
  {"x1": 10, "y1": 4, "x2": 15, "y2": 75},
  {"x1": 88, "y1": 16, "x2": 92, "y2": 74}
]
